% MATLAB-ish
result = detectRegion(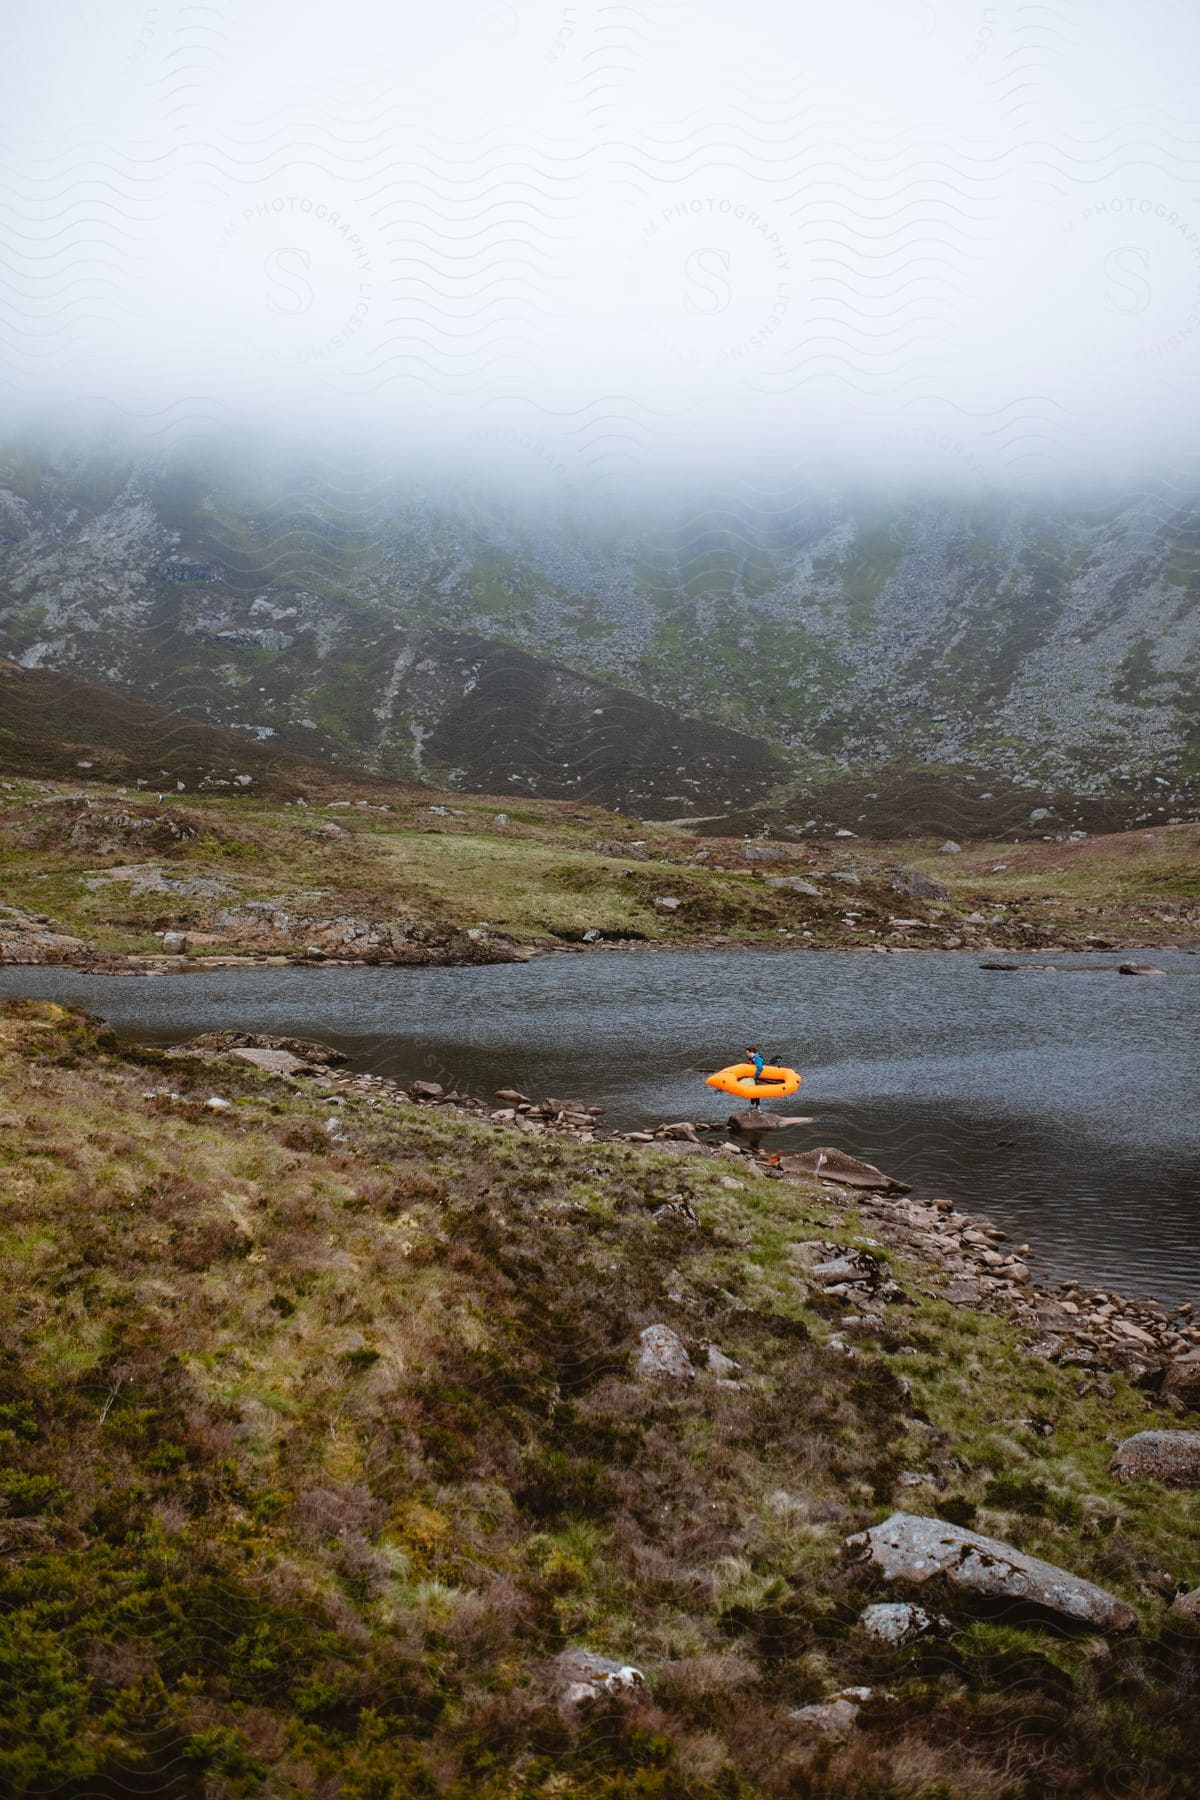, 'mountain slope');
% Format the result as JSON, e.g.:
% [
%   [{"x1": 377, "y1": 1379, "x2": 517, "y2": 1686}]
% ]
[{"x1": 1, "y1": 448, "x2": 1197, "y2": 823}]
